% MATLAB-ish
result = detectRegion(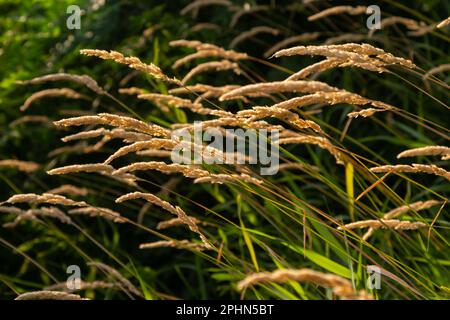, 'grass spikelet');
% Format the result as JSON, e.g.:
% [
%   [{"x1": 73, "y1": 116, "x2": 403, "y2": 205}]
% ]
[
  {"x1": 104, "y1": 139, "x2": 177, "y2": 164},
  {"x1": 370, "y1": 164, "x2": 450, "y2": 181},
  {"x1": 173, "y1": 50, "x2": 248, "y2": 69},
  {"x1": 338, "y1": 219, "x2": 427, "y2": 231},
  {"x1": 397, "y1": 146, "x2": 450, "y2": 159},
  {"x1": 112, "y1": 161, "x2": 210, "y2": 178},
  {"x1": 139, "y1": 240, "x2": 207, "y2": 251},
  {"x1": 423, "y1": 64, "x2": 450, "y2": 79},
  {"x1": 10, "y1": 115, "x2": 53, "y2": 127},
  {"x1": 118, "y1": 87, "x2": 147, "y2": 95},
  {"x1": 116, "y1": 191, "x2": 211, "y2": 247},
  {"x1": 230, "y1": 26, "x2": 280, "y2": 48},
  {"x1": 87, "y1": 262, "x2": 143, "y2": 297},
  {"x1": 279, "y1": 135, "x2": 345, "y2": 165},
  {"x1": 45, "y1": 280, "x2": 117, "y2": 292},
  {"x1": 383, "y1": 200, "x2": 442, "y2": 220},
  {"x1": 47, "y1": 163, "x2": 115, "y2": 175},
  {"x1": 194, "y1": 173, "x2": 263, "y2": 185},
  {"x1": 0, "y1": 159, "x2": 40, "y2": 172},
  {"x1": 270, "y1": 91, "x2": 393, "y2": 112},
  {"x1": 20, "y1": 88, "x2": 86, "y2": 112},
  {"x1": 80, "y1": 49, "x2": 180, "y2": 85},
  {"x1": 264, "y1": 33, "x2": 321, "y2": 58},
  {"x1": 15, "y1": 291, "x2": 87, "y2": 300},
  {"x1": 230, "y1": 5, "x2": 270, "y2": 28},
  {"x1": 3, "y1": 206, "x2": 72, "y2": 228},
  {"x1": 219, "y1": 80, "x2": 339, "y2": 101},
  {"x1": 156, "y1": 217, "x2": 201, "y2": 230},
  {"x1": 237, "y1": 268, "x2": 372, "y2": 299},
  {"x1": 437, "y1": 17, "x2": 450, "y2": 28},
  {"x1": 18, "y1": 73, "x2": 106, "y2": 95},
  {"x1": 181, "y1": 60, "x2": 241, "y2": 84},
  {"x1": 62, "y1": 128, "x2": 150, "y2": 143},
  {"x1": 47, "y1": 184, "x2": 89, "y2": 196},
  {"x1": 308, "y1": 6, "x2": 367, "y2": 21},
  {"x1": 347, "y1": 108, "x2": 388, "y2": 118},
  {"x1": 138, "y1": 93, "x2": 231, "y2": 117},
  {"x1": 180, "y1": 0, "x2": 231, "y2": 16},
  {"x1": 68, "y1": 206, "x2": 125, "y2": 223},
  {"x1": 4, "y1": 193, "x2": 87, "y2": 207},
  {"x1": 237, "y1": 106, "x2": 323, "y2": 133},
  {"x1": 54, "y1": 113, "x2": 170, "y2": 137},
  {"x1": 273, "y1": 43, "x2": 416, "y2": 69}
]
